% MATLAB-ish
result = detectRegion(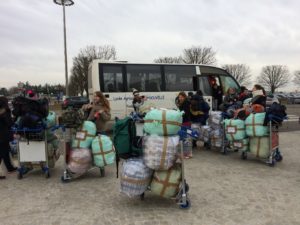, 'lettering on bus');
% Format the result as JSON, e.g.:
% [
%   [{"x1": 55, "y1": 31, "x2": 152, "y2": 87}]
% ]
[{"x1": 112, "y1": 95, "x2": 165, "y2": 101}]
